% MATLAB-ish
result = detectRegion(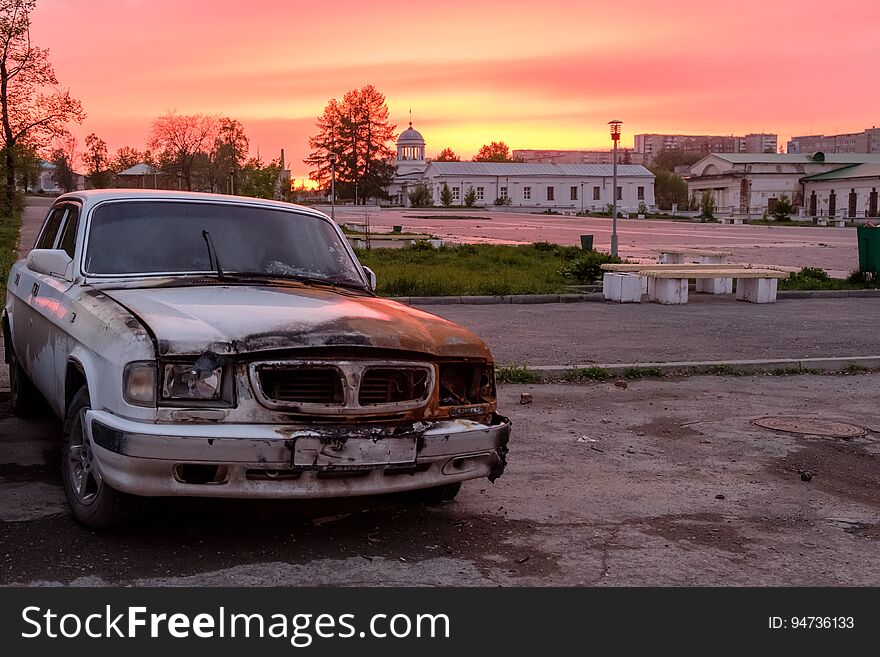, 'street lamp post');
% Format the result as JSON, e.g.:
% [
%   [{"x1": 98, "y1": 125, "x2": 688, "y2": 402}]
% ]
[
  {"x1": 329, "y1": 152, "x2": 337, "y2": 221},
  {"x1": 609, "y1": 119, "x2": 622, "y2": 257},
  {"x1": 230, "y1": 168, "x2": 235, "y2": 195}
]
